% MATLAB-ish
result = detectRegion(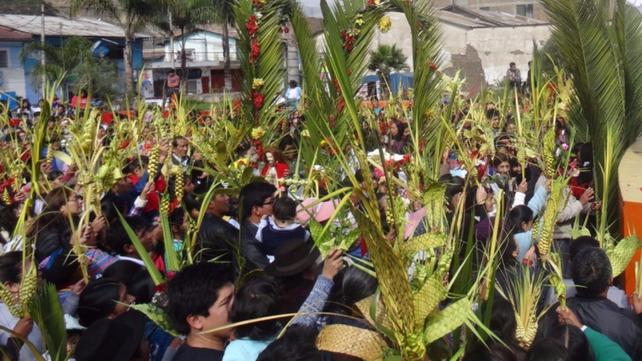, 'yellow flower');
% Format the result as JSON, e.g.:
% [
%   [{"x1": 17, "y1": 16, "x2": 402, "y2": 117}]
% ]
[
  {"x1": 355, "y1": 15, "x2": 364, "y2": 27},
  {"x1": 378, "y1": 16, "x2": 392, "y2": 33},
  {"x1": 251, "y1": 127, "x2": 265, "y2": 140},
  {"x1": 374, "y1": 0, "x2": 380, "y2": 4},
  {"x1": 301, "y1": 129, "x2": 310, "y2": 137},
  {"x1": 252, "y1": 78, "x2": 265, "y2": 89},
  {"x1": 320, "y1": 140, "x2": 328, "y2": 147}
]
